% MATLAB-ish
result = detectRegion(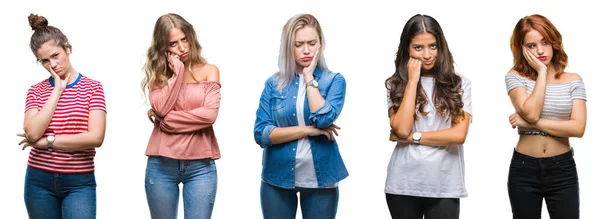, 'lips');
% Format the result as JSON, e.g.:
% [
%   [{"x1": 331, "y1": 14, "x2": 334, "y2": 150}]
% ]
[
  {"x1": 180, "y1": 52, "x2": 188, "y2": 58},
  {"x1": 423, "y1": 61, "x2": 434, "y2": 65},
  {"x1": 301, "y1": 57, "x2": 312, "y2": 62},
  {"x1": 537, "y1": 56, "x2": 547, "y2": 61}
]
